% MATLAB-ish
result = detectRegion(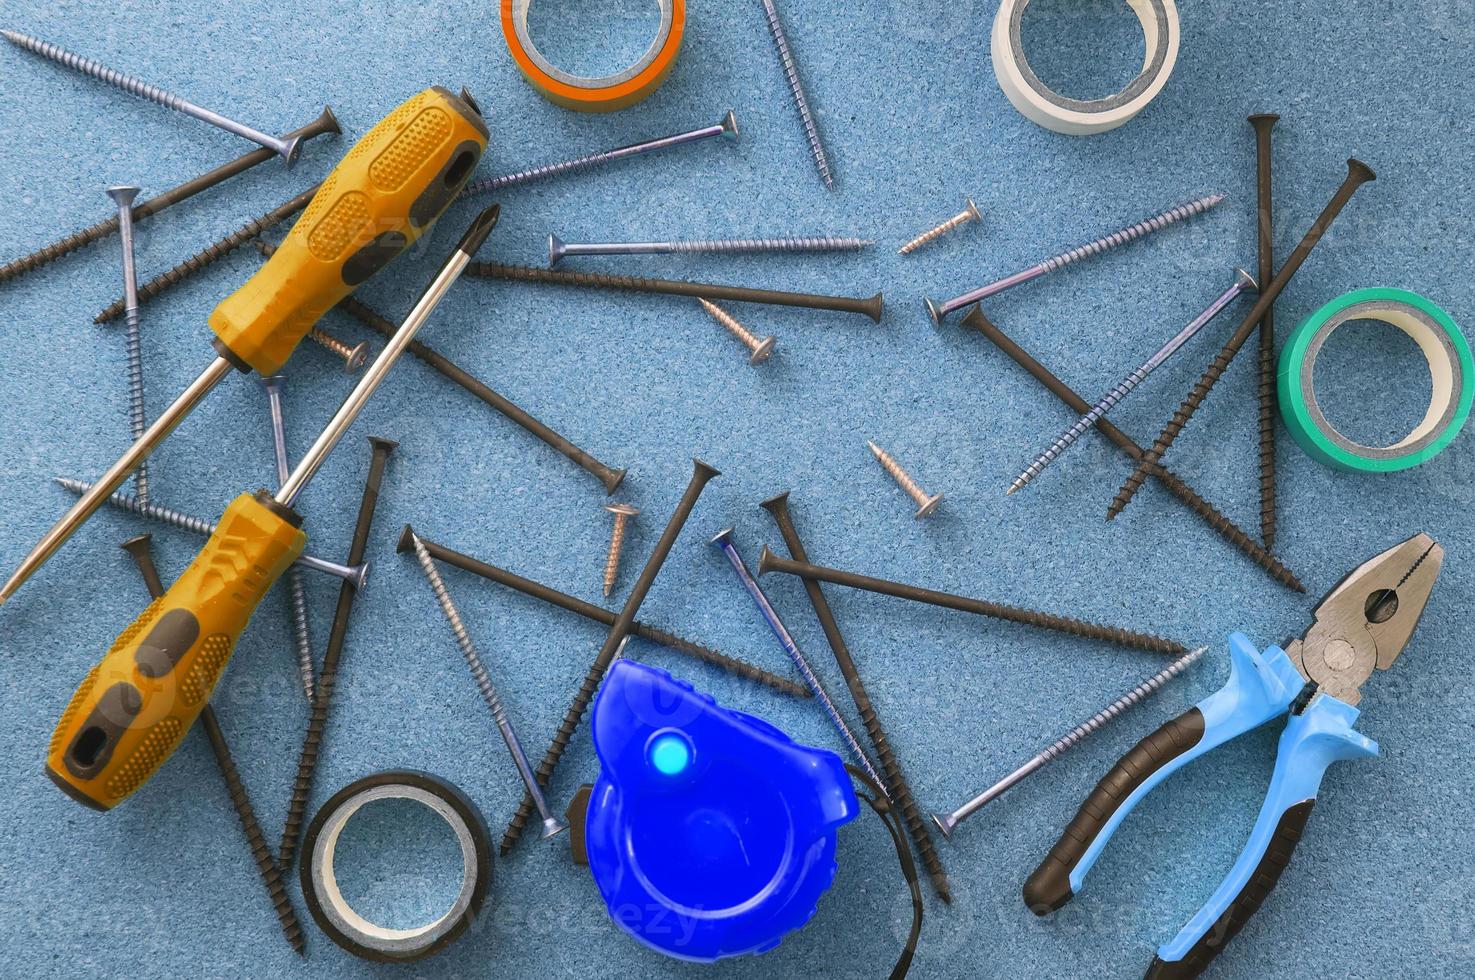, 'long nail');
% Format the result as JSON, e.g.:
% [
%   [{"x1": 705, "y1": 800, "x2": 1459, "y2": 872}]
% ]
[
  {"x1": 277, "y1": 436, "x2": 396, "y2": 872},
  {"x1": 500, "y1": 460, "x2": 719, "y2": 854},
  {"x1": 760, "y1": 491, "x2": 953, "y2": 903},
  {"x1": 402, "y1": 529, "x2": 809, "y2": 699}
]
